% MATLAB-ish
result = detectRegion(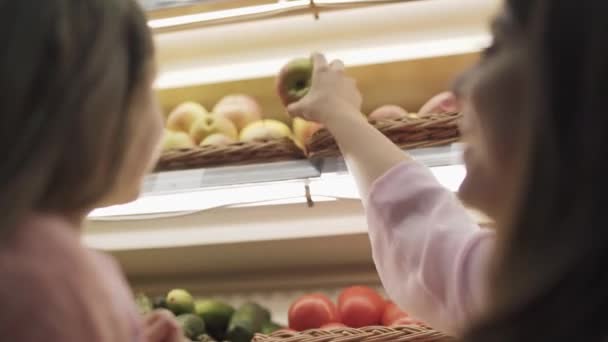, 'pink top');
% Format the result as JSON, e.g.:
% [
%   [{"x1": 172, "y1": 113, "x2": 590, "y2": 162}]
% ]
[
  {"x1": 0, "y1": 214, "x2": 143, "y2": 341},
  {"x1": 367, "y1": 161, "x2": 495, "y2": 334}
]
